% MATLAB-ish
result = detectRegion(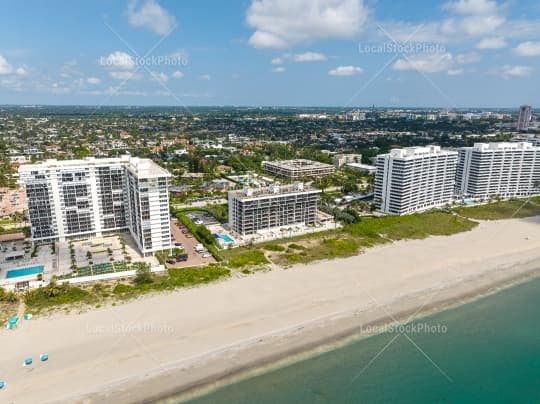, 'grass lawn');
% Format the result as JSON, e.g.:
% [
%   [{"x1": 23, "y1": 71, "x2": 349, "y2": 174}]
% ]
[
  {"x1": 454, "y1": 197, "x2": 540, "y2": 220},
  {"x1": 112, "y1": 265, "x2": 231, "y2": 299},
  {"x1": 222, "y1": 249, "x2": 269, "y2": 268},
  {"x1": 24, "y1": 265, "x2": 232, "y2": 312},
  {"x1": 273, "y1": 237, "x2": 360, "y2": 266},
  {"x1": 343, "y1": 211, "x2": 478, "y2": 242}
]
